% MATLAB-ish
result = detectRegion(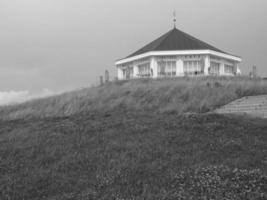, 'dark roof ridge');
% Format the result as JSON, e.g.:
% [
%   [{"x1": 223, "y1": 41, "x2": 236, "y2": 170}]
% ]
[
  {"x1": 176, "y1": 28, "x2": 241, "y2": 58},
  {"x1": 118, "y1": 27, "x2": 241, "y2": 61},
  {"x1": 172, "y1": 28, "x2": 225, "y2": 53},
  {"x1": 152, "y1": 28, "x2": 175, "y2": 51},
  {"x1": 125, "y1": 29, "x2": 173, "y2": 58}
]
